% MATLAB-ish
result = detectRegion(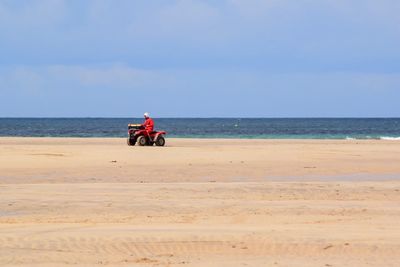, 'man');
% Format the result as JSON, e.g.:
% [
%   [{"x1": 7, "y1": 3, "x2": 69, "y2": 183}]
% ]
[{"x1": 142, "y1": 112, "x2": 154, "y2": 133}]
